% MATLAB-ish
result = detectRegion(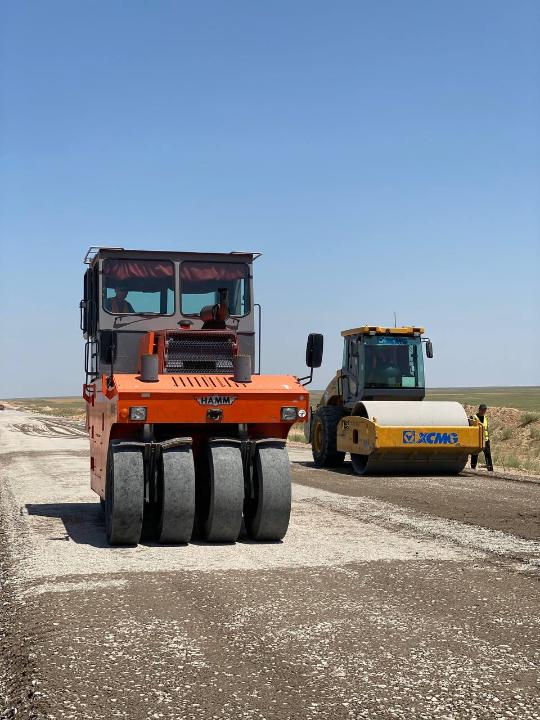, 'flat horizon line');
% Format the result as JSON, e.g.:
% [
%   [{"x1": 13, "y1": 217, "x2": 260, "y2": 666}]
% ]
[{"x1": 2, "y1": 385, "x2": 540, "y2": 401}]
